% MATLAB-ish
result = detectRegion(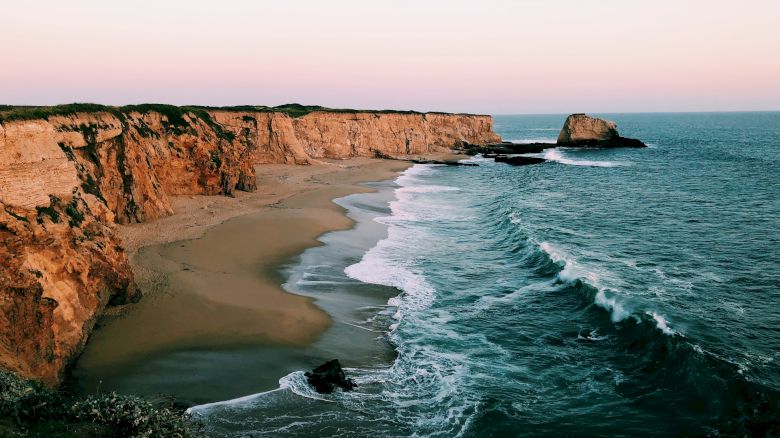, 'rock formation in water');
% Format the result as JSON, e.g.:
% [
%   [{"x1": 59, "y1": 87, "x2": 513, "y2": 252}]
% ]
[
  {"x1": 305, "y1": 359, "x2": 356, "y2": 393},
  {"x1": 557, "y1": 113, "x2": 646, "y2": 148},
  {"x1": 0, "y1": 104, "x2": 500, "y2": 384},
  {"x1": 492, "y1": 155, "x2": 546, "y2": 166}
]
